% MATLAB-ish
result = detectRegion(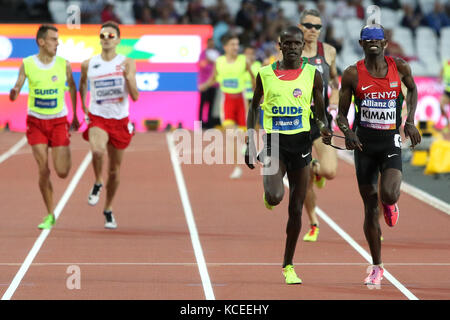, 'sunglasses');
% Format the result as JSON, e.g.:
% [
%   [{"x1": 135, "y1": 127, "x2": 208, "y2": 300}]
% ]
[
  {"x1": 302, "y1": 23, "x2": 322, "y2": 30},
  {"x1": 100, "y1": 32, "x2": 117, "y2": 40}
]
